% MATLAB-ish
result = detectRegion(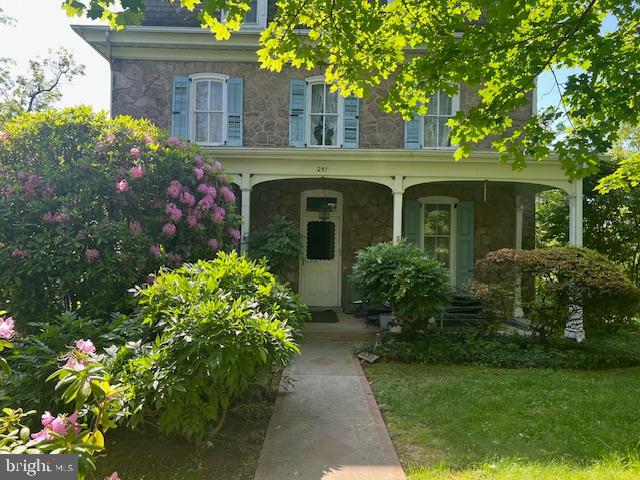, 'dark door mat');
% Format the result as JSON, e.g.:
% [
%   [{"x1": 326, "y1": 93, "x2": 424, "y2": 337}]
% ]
[{"x1": 310, "y1": 310, "x2": 339, "y2": 323}]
